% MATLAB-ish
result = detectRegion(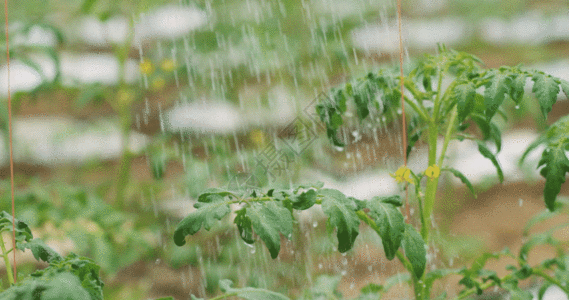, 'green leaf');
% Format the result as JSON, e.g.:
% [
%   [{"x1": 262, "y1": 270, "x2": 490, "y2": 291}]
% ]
[
  {"x1": 173, "y1": 194, "x2": 232, "y2": 246},
  {"x1": 0, "y1": 211, "x2": 33, "y2": 248},
  {"x1": 508, "y1": 73, "x2": 526, "y2": 104},
  {"x1": 444, "y1": 168, "x2": 477, "y2": 199},
  {"x1": 532, "y1": 72, "x2": 560, "y2": 118},
  {"x1": 519, "y1": 133, "x2": 547, "y2": 166},
  {"x1": 402, "y1": 224, "x2": 426, "y2": 279},
  {"x1": 235, "y1": 209, "x2": 255, "y2": 244},
  {"x1": 537, "y1": 147, "x2": 569, "y2": 211},
  {"x1": 489, "y1": 122, "x2": 502, "y2": 152},
  {"x1": 246, "y1": 202, "x2": 293, "y2": 259},
  {"x1": 366, "y1": 196, "x2": 405, "y2": 260},
  {"x1": 484, "y1": 71, "x2": 509, "y2": 121},
  {"x1": 219, "y1": 279, "x2": 290, "y2": 300},
  {"x1": 453, "y1": 81, "x2": 476, "y2": 123},
  {"x1": 559, "y1": 79, "x2": 569, "y2": 100},
  {"x1": 476, "y1": 141, "x2": 504, "y2": 183},
  {"x1": 291, "y1": 189, "x2": 317, "y2": 210},
  {"x1": 319, "y1": 189, "x2": 360, "y2": 253},
  {"x1": 21, "y1": 238, "x2": 62, "y2": 263}
]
